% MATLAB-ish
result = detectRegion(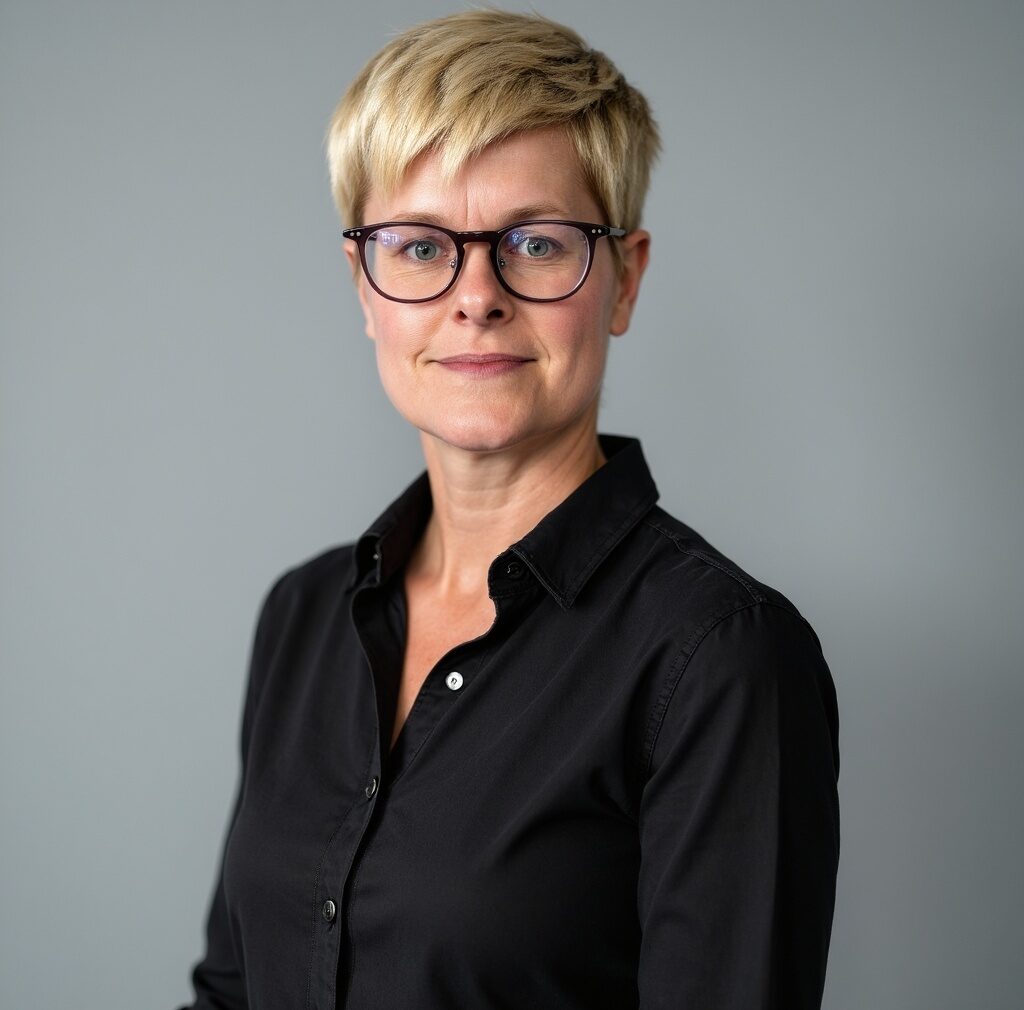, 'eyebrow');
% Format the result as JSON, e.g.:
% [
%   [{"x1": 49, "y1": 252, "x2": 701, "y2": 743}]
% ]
[{"x1": 382, "y1": 204, "x2": 572, "y2": 228}]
